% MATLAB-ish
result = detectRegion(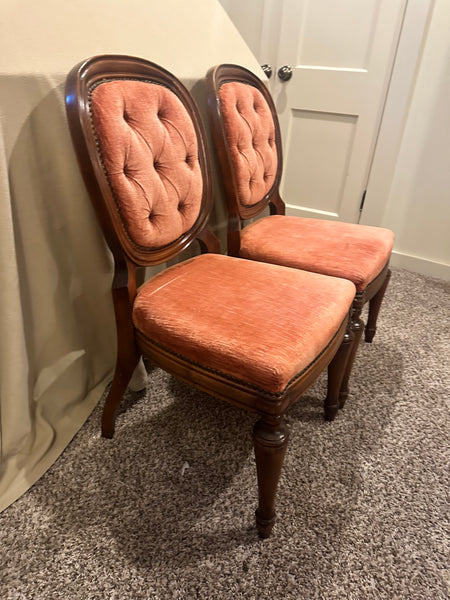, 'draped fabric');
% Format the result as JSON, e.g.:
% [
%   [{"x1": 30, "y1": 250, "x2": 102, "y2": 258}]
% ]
[{"x1": 0, "y1": 0, "x2": 262, "y2": 511}]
